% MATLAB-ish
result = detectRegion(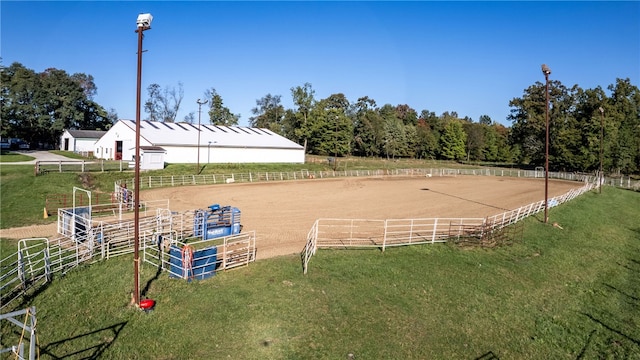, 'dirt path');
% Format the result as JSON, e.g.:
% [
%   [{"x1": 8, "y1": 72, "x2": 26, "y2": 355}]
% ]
[{"x1": 1, "y1": 176, "x2": 580, "y2": 260}]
